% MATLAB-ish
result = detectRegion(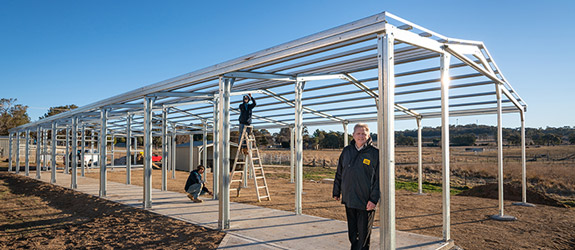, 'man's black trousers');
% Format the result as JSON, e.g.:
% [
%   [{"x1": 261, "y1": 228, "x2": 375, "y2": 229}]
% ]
[{"x1": 345, "y1": 206, "x2": 375, "y2": 250}]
